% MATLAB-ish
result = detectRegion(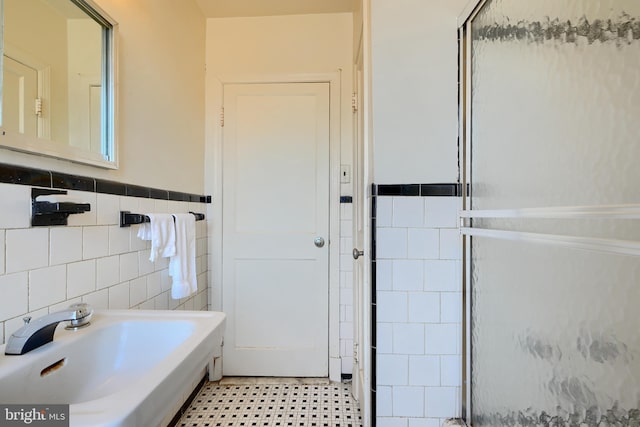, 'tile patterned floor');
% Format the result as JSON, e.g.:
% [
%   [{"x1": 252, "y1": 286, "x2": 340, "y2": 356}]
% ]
[{"x1": 177, "y1": 379, "x2": 362, "y2": 427}]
